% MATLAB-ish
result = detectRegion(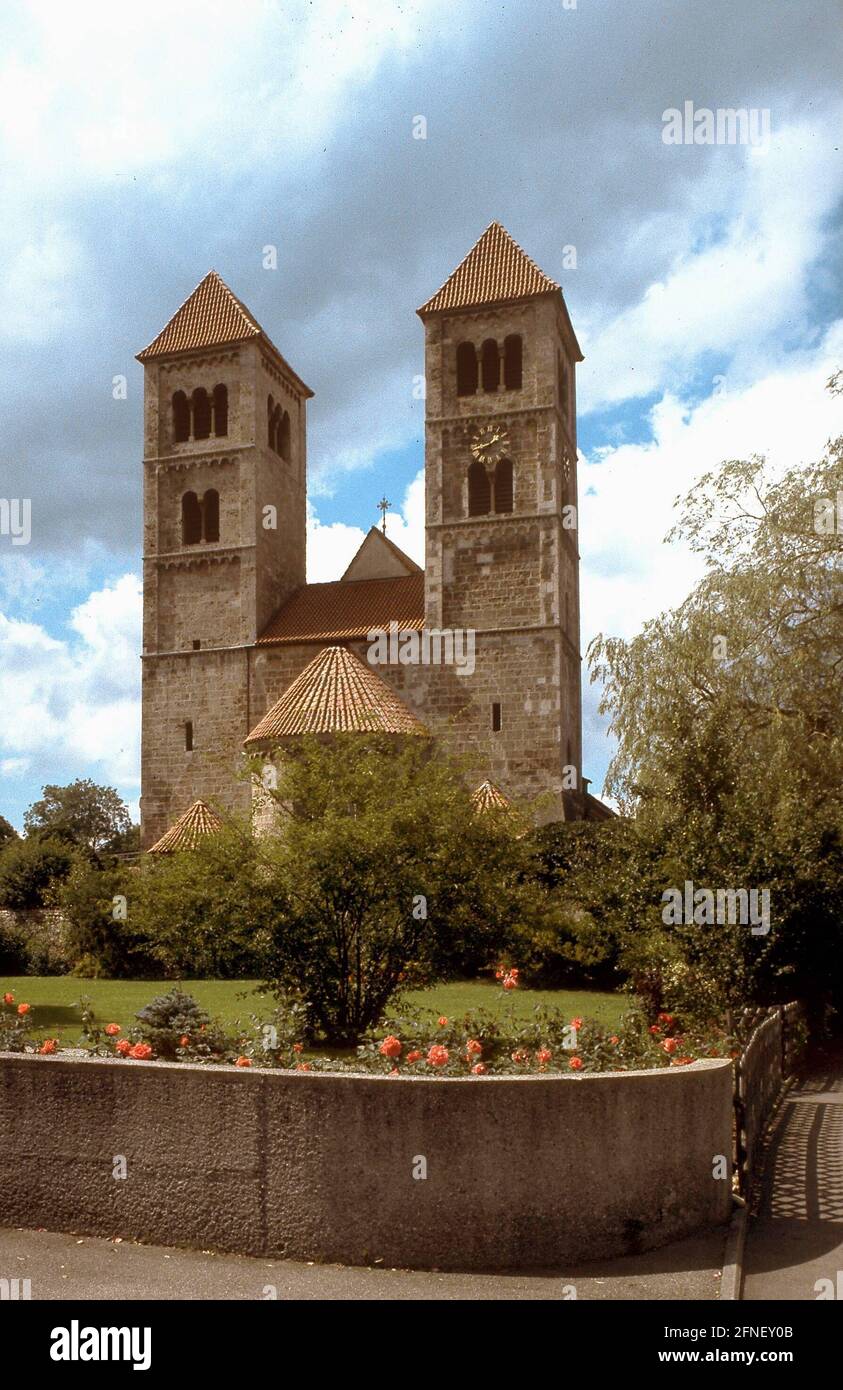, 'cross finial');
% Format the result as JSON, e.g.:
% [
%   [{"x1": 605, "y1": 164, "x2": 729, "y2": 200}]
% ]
[{"x1": 377, "y1": 496, "x2": 391, "y2": 534}]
